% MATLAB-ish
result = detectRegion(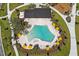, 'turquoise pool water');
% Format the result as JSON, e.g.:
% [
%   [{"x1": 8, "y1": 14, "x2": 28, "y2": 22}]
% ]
[{"x1": 27, "y1": 25, "x2": 55, "y2": 42}]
